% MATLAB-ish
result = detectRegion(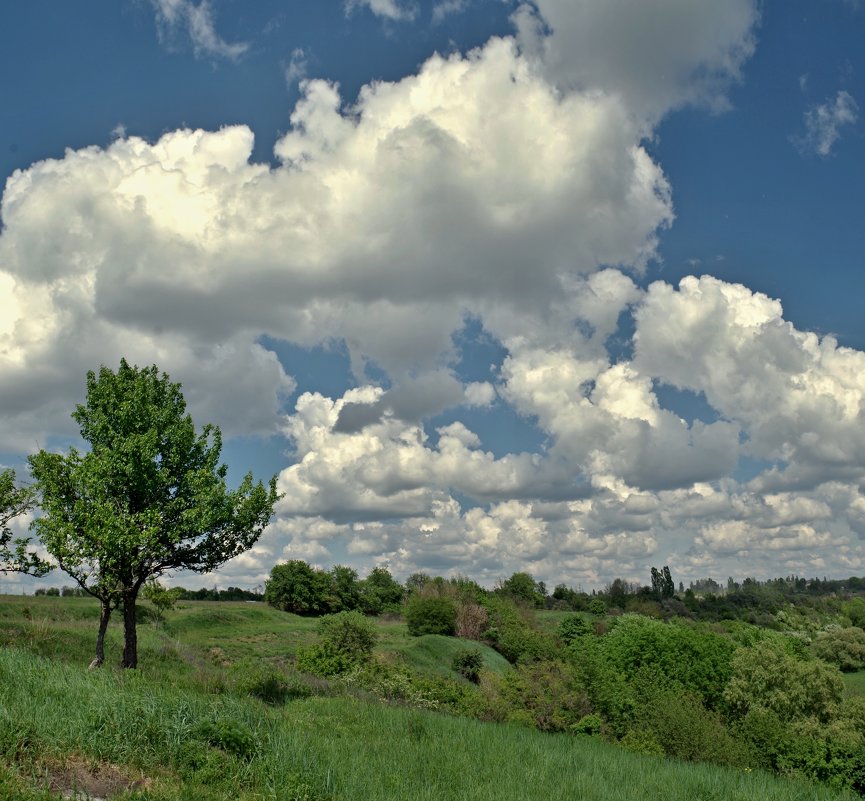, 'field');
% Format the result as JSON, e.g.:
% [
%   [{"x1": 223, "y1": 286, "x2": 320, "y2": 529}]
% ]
[{"x1": 0, "y1": 595, "x2": 857, "y2": 801}]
